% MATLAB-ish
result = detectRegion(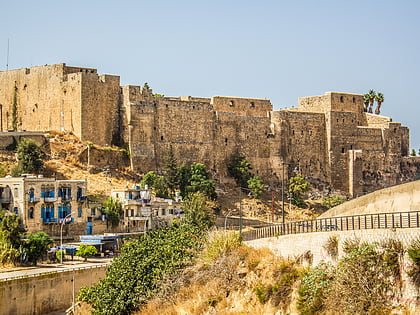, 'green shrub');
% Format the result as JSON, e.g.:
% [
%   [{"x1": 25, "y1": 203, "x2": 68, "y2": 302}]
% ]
[{"x1": 322, "y1": 195, "x2": 346, "y2": 209}]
